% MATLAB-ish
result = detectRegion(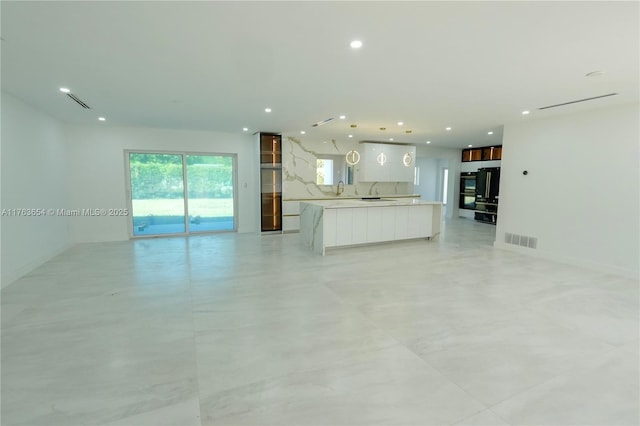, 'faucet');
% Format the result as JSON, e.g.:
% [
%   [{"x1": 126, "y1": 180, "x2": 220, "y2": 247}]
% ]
[{"x1": 336, "y1": 180, "x2": 344, "y2": 196}]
